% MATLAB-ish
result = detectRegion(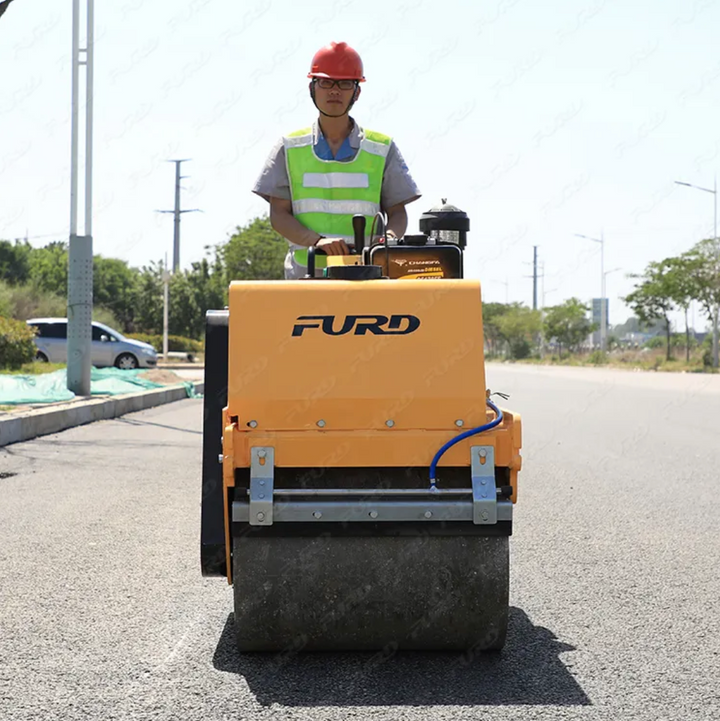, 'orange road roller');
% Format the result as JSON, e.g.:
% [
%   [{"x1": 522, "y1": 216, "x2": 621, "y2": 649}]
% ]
[{"x1": 200, "y1": 202, "x2": 522, "y2": 652}]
